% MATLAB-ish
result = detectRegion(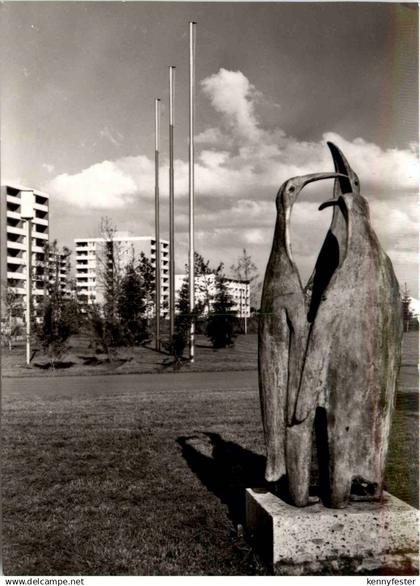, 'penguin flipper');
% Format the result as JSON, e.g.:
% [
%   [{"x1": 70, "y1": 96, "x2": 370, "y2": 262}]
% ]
[{"x1": 293, "y1": 320, "x2": 329, "y2": 423}]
